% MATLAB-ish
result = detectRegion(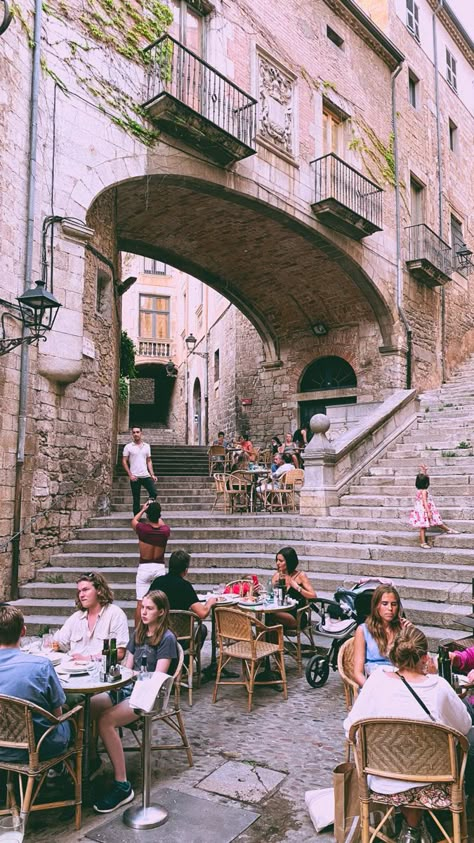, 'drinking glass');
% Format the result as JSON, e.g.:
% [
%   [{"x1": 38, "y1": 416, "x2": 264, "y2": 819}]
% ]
[
  {"x1": 216, "y1": 583, "x2": 226, "y2": 596},
  {"x1": 0, "y1": 814, "x2": 24, "y2": 842},
  {"x1": 42, "y1": 633, "x2": 54, "y2": 651}
]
